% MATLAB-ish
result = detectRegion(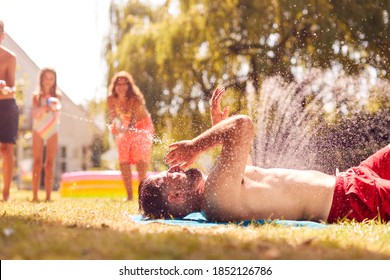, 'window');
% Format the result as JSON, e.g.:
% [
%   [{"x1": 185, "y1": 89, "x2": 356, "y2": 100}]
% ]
[
  {"x1": 61, "y1": 162, "x2": 67, "y2": 173},
  {"x1": 61, "y1": 147, "x2": 67, "y2": 158}
]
